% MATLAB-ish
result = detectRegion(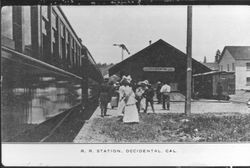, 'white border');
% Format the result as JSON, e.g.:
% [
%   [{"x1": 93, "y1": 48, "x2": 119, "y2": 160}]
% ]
[{"x1": 2, "y1": 143, "x2": 250, "y2": 166}]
